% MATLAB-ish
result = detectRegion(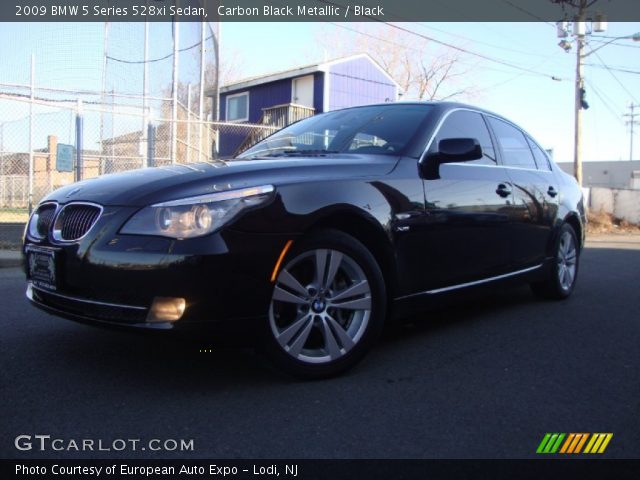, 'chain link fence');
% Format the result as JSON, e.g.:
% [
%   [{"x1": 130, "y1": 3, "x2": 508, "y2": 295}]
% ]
[
  {"x1": 0, "y1": 88, "x2": 278, "y2": 246},
  {"x1": 0, "y1": 19, "x2": 291, "y2": 246}
]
